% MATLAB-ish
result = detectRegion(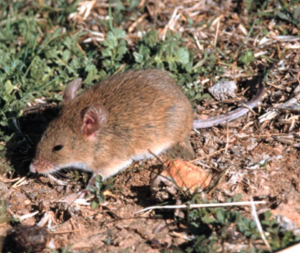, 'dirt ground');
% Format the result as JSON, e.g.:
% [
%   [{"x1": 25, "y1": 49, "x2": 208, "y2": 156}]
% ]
[{"x1": 1, "y1": 0, "x2": 300, "y2": 252}]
